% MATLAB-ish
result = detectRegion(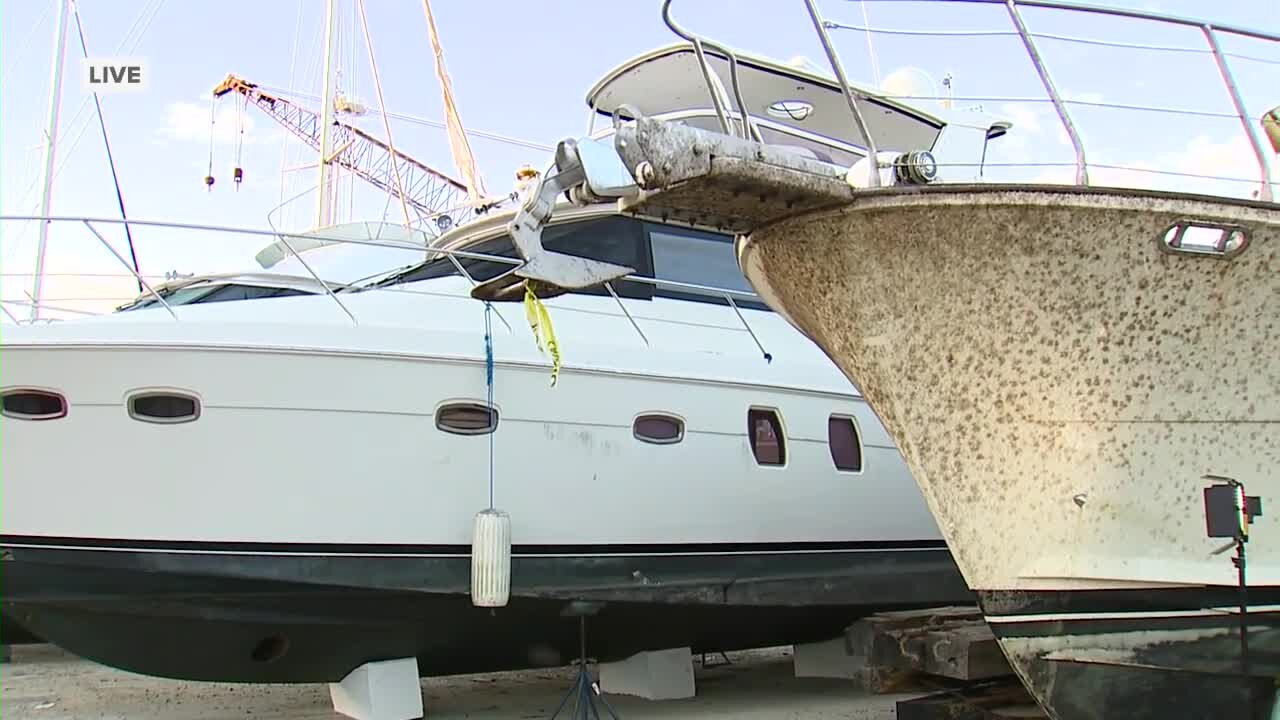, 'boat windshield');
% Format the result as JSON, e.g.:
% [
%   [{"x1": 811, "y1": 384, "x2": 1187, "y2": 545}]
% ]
[
  {"x1": 117, "y1": 282, "x2": 317, "y2": 312},
  {"x1": 368, "y1": 214, "x2": 765, "y2": 309}
]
